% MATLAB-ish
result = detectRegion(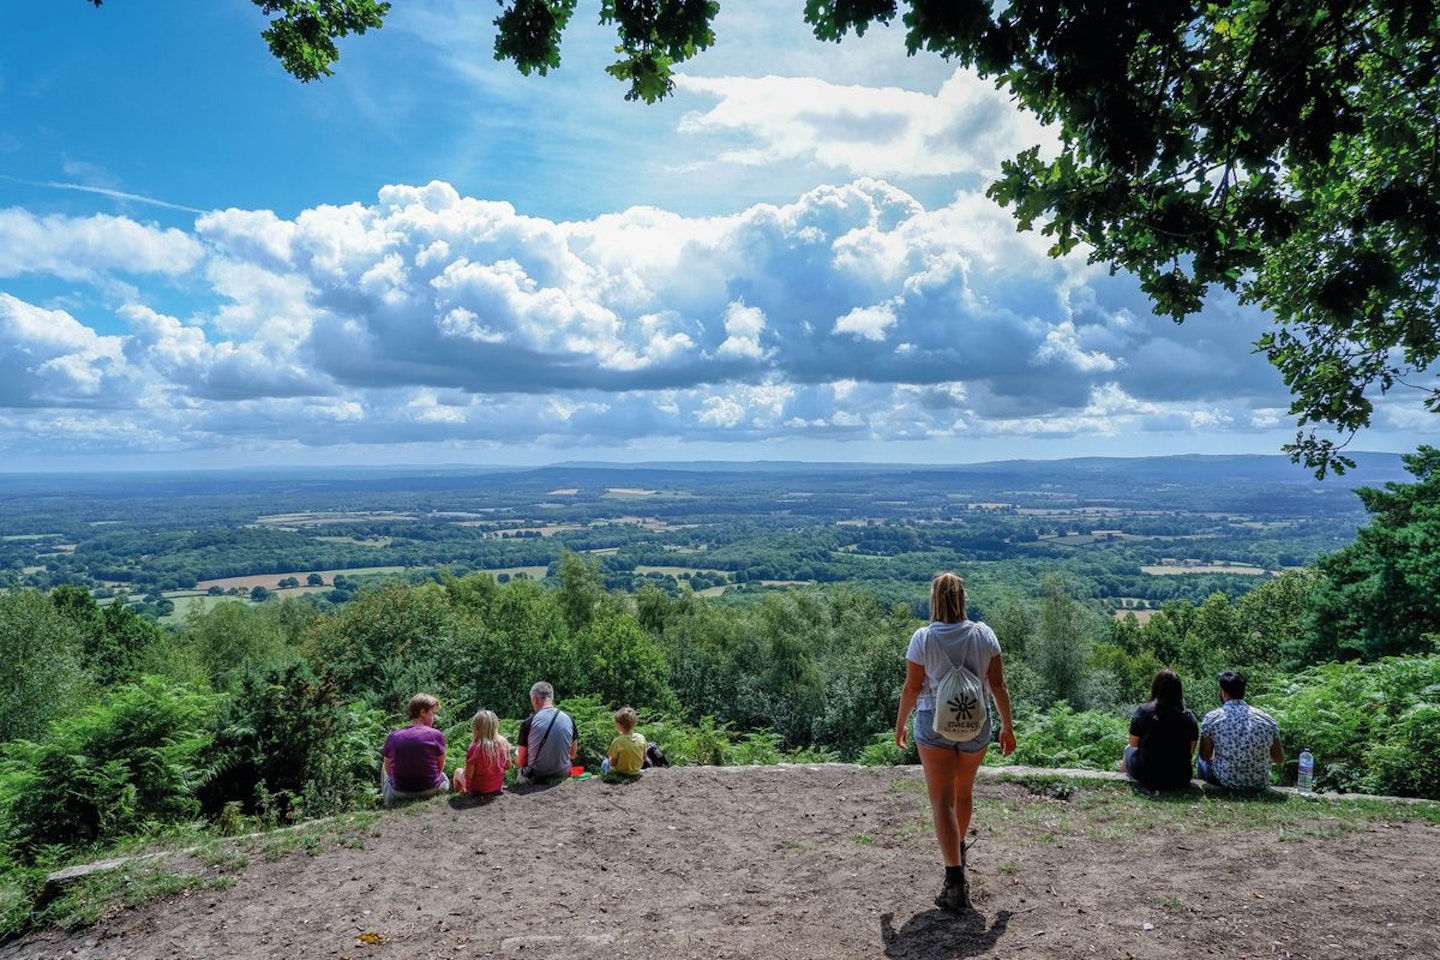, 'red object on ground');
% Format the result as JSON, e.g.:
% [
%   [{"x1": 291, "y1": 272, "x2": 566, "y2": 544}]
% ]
[{"x1": 570, "y1": 766, "x2": 585, "y2": 777}]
